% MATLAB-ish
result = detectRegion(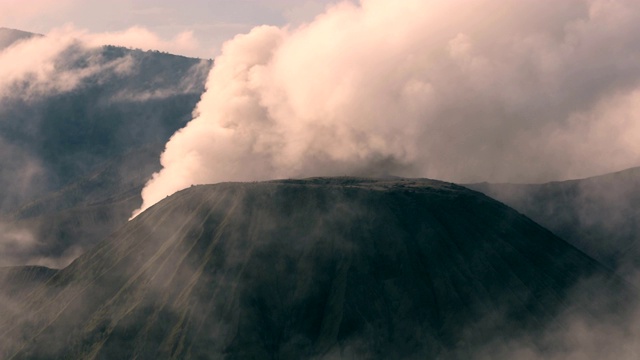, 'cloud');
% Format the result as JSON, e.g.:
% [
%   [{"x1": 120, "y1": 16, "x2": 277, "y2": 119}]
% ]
[
  {"x1": 0, "y1": 220, "x2": 37, "y2": 267},
  {"x1": 0, "y1": 218, "x2": 82, "y2": 268},
  {"x1": 0, "y1": 24, "x2": 202, "y2": 100},
  {"x1": 462, "y1": 272, "x2": 640, "y2": 360},
  {"x1": 0, "y1": 137, "x2": 47, "y2": 211},
  {"x1": 134, "y1": 0, "x2": 640, "y2": 216},
  {"x1": 0, "y1": 27, "x2": 133, "y2": 99}
]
